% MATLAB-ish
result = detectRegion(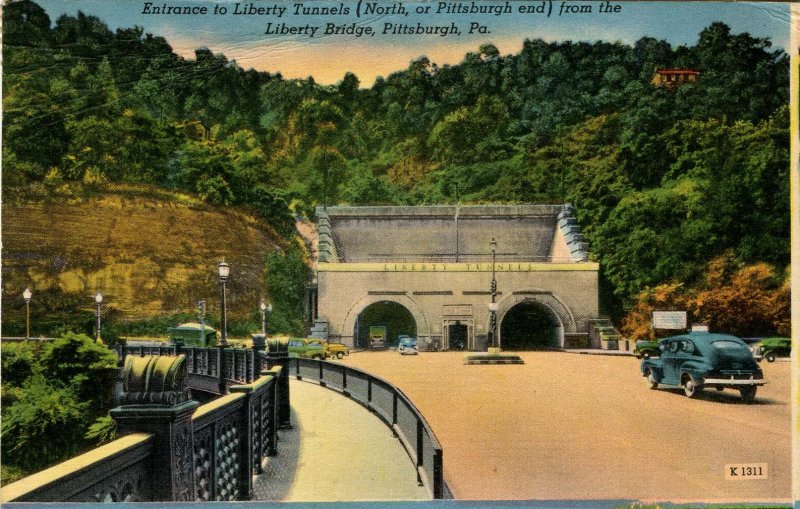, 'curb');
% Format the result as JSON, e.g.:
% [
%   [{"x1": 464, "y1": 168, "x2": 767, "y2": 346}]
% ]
[{"x1": 562, "y1": 349, "x2": 637, "y2": 357}]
